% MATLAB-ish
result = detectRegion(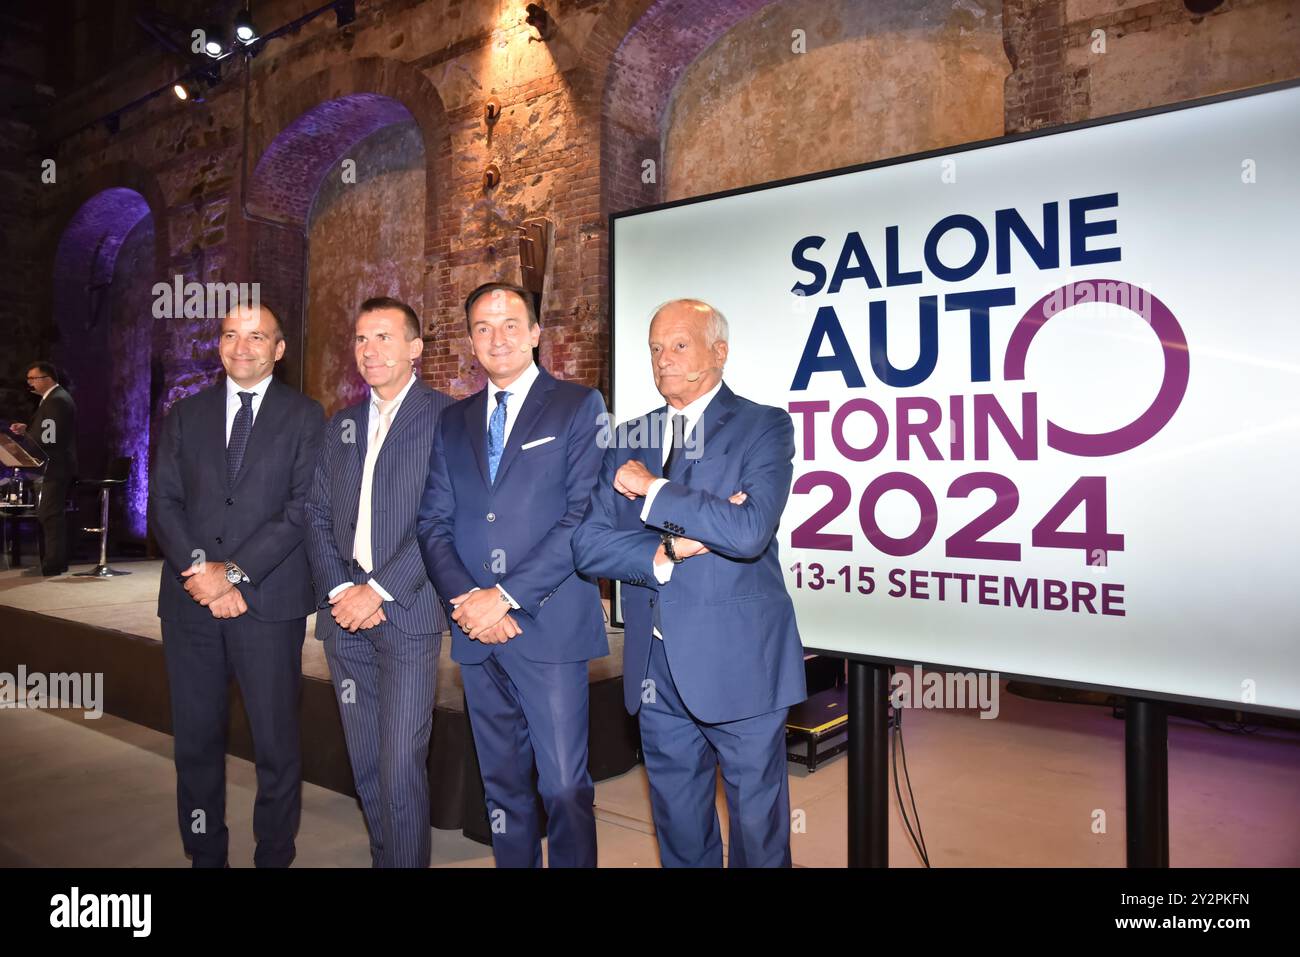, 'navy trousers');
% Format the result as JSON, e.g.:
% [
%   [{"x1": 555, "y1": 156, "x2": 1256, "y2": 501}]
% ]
[
  {"x1": 638, "y1": 635, "x2": 792, "y2": 868},
  {"x1": 322, "y1": 606, "x2": 439, "y2": 868},
  {"x1": 460, "y1": 643, "x2": 596, "y2": 867},
  {"x1": 161, "y1": 613, "x2": 305, "y2": 868}
]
